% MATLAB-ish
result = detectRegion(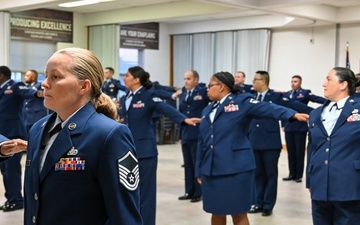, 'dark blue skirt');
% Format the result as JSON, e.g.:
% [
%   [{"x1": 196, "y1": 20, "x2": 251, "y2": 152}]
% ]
[{"x1": 201, "y1": 170, "x2": 255, "y2": 215}]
